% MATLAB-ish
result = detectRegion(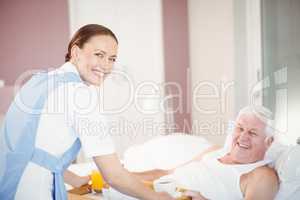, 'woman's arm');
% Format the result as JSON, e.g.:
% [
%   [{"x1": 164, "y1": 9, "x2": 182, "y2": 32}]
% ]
[
  {"x1": 93, "y1": 153, "x2": 175, "y2": 200},
  {"x1": 63, "y1": 170, "x2": 90, "y2": 188}
]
